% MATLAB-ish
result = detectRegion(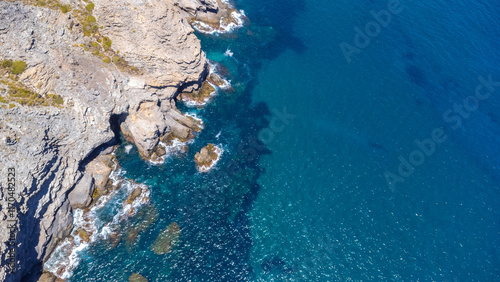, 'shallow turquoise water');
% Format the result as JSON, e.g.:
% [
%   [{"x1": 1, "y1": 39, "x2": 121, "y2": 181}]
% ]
[{"x1": 70, "y1": 0, "x2": 500, "y2": 280}]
